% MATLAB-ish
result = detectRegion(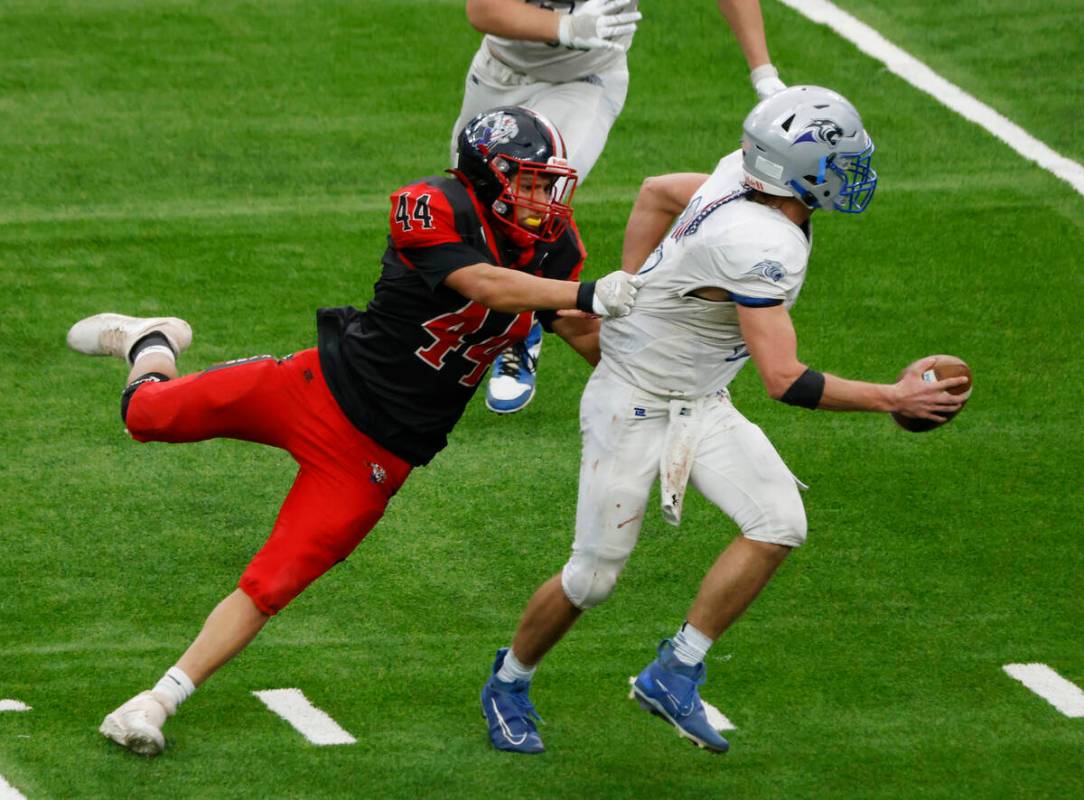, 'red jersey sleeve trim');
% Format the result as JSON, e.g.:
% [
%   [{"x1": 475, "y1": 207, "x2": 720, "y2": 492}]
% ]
[{"x1": 388, "y1": 182, "x2": 464, "y2": 251}]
